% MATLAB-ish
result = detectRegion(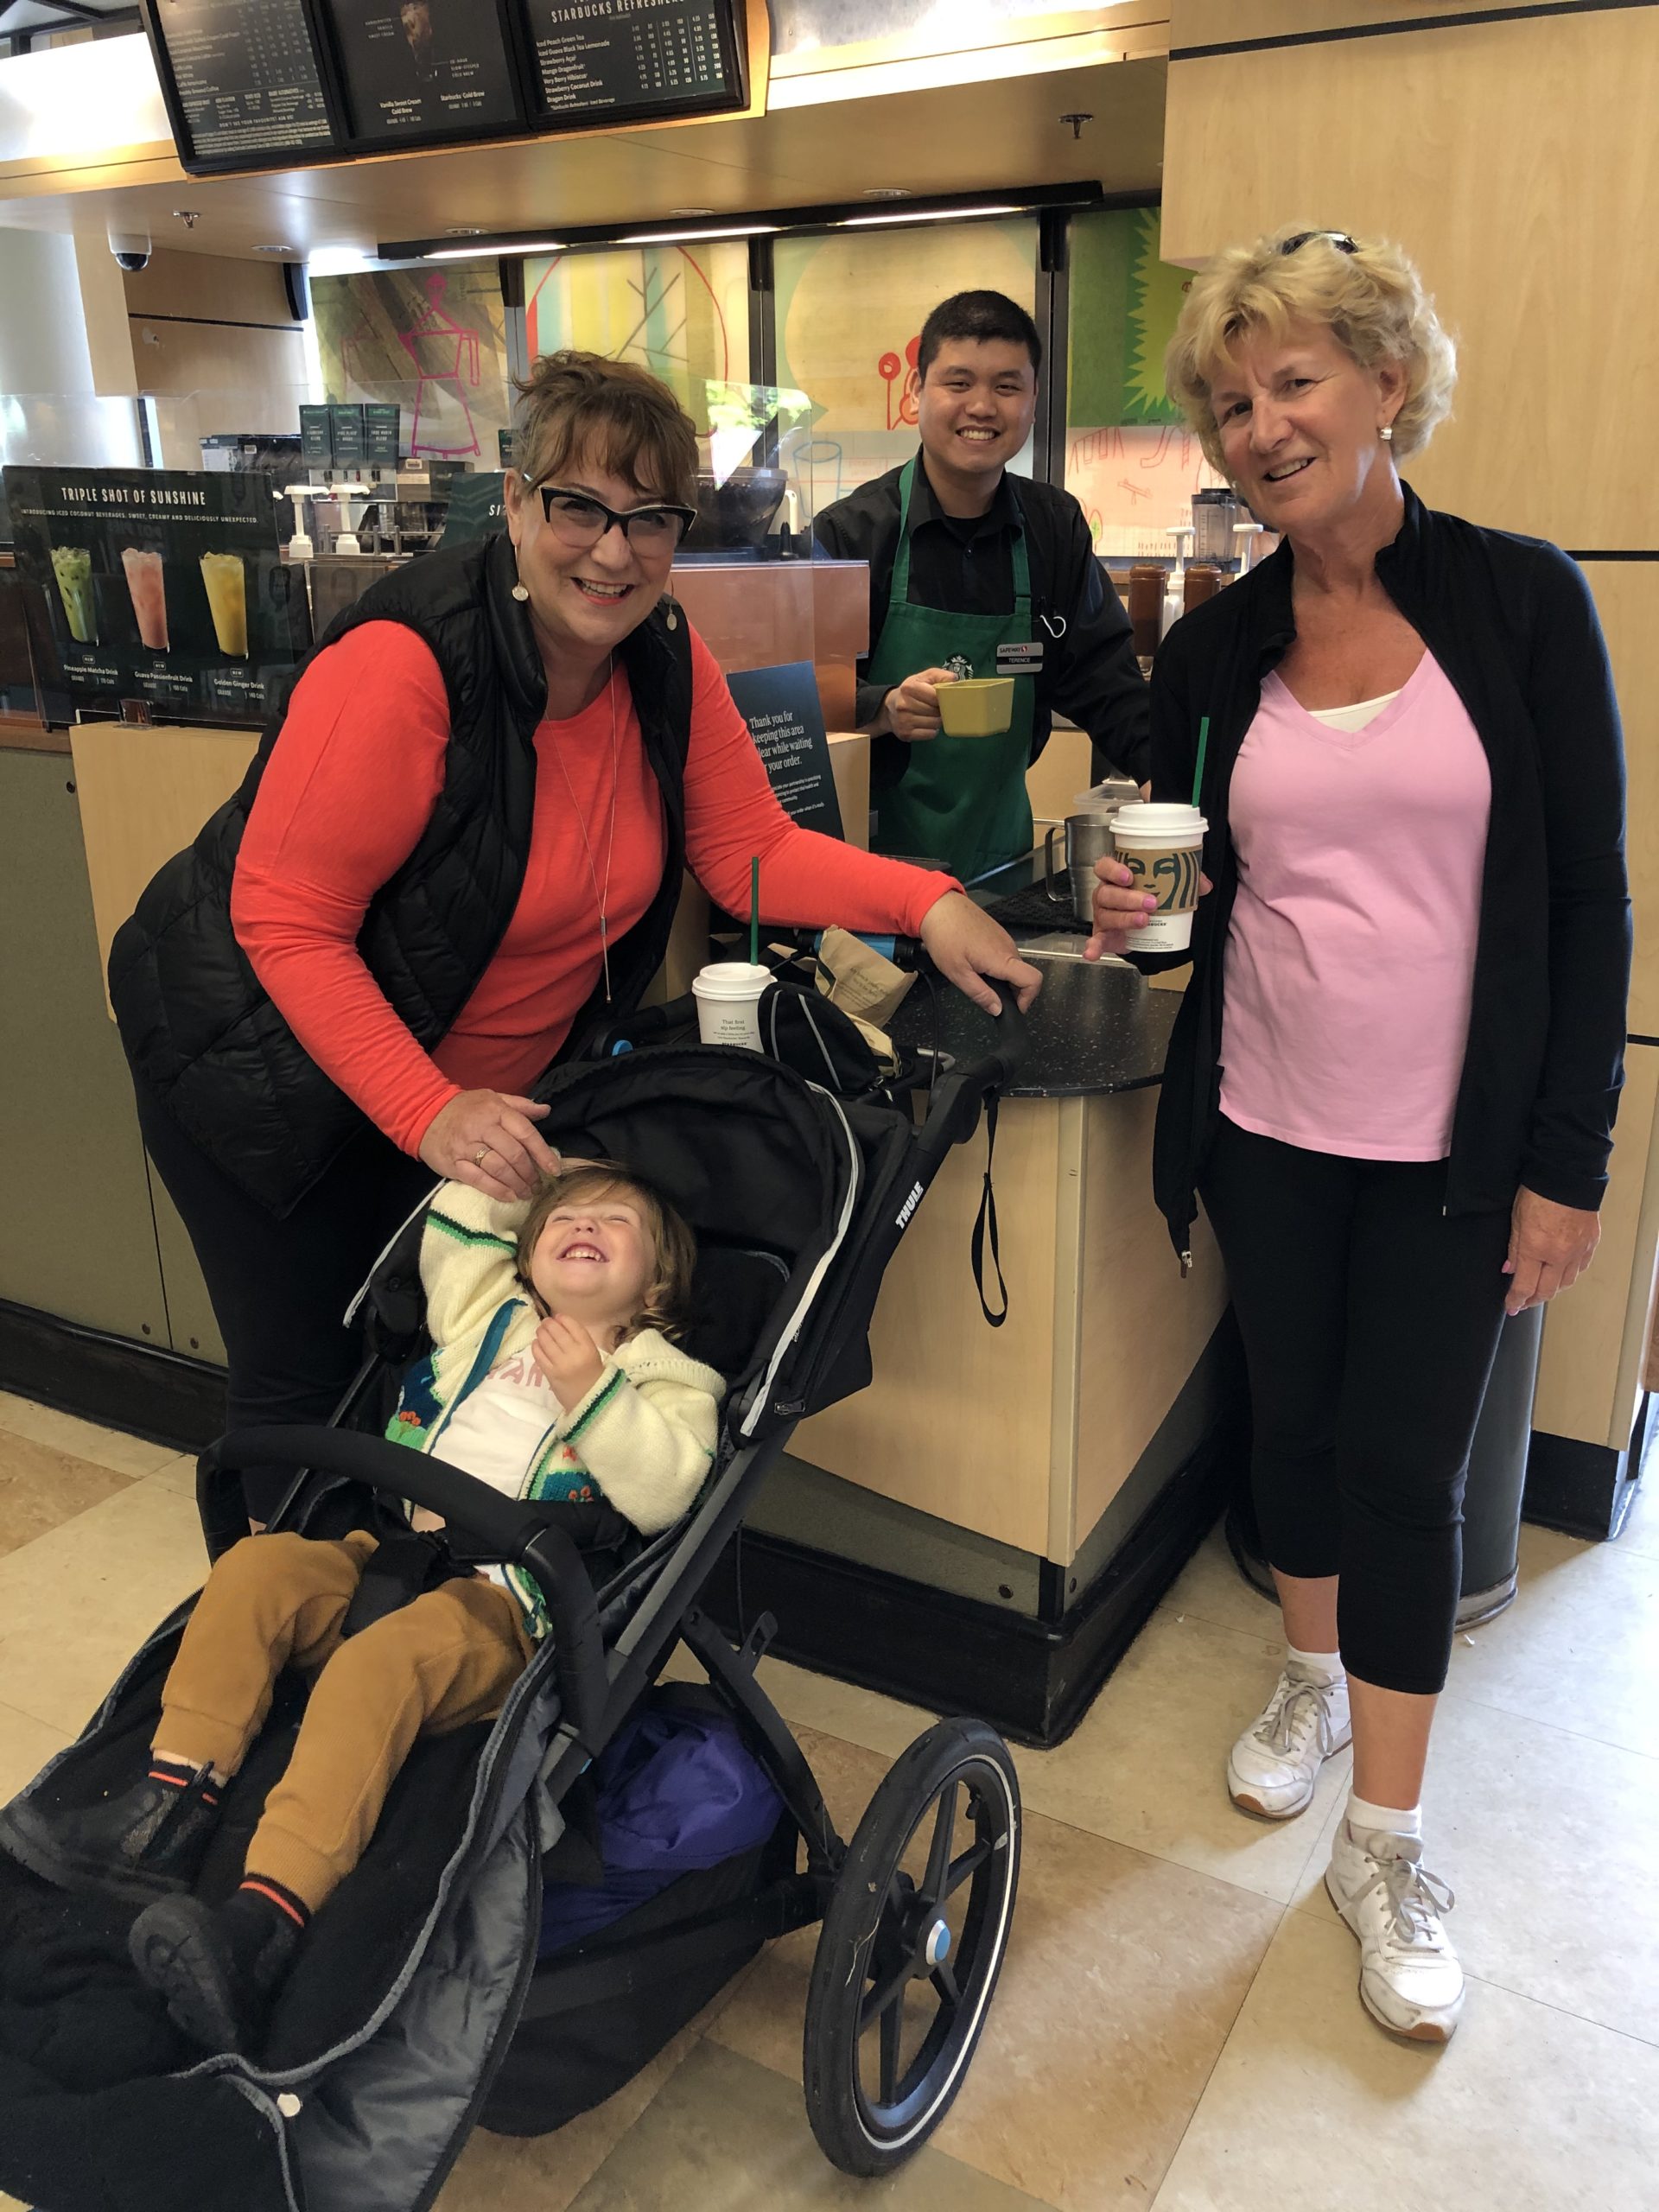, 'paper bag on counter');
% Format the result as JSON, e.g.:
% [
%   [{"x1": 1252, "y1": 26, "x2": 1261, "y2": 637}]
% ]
[{"x1": 814, "y1": 925, "x2": 916, "y2": 1037}]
